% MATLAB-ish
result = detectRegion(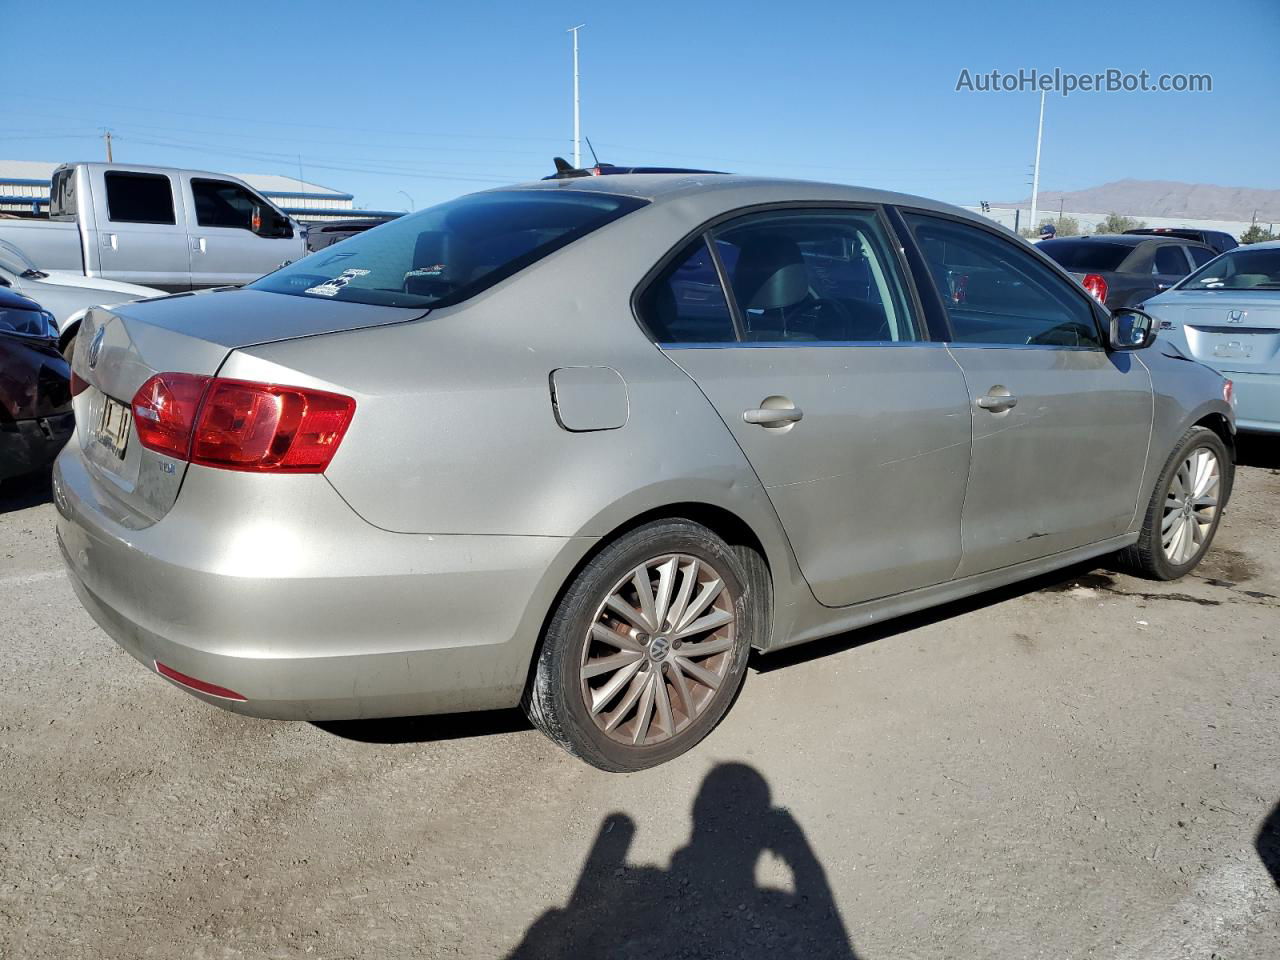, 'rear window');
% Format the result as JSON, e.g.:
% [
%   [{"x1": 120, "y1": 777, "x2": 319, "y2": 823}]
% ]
[
  {"x1": 1179, "y1": 247, "x2": 1280, "y2": 290},
  {"x1": 251, "y1": 190, "x2": 647, "y2": 308},
  {"x1": 1037, "y1": 240, "x2": 1132, "y2": 273}
]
